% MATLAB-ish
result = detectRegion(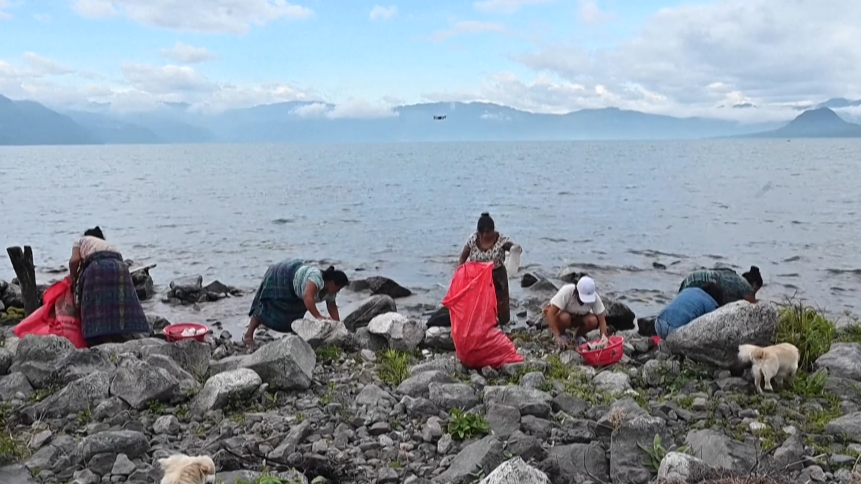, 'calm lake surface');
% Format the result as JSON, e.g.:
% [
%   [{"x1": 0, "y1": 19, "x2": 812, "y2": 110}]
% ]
[{"x1": 2, "y1": 140, "x2": 860, "y2": 334}]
